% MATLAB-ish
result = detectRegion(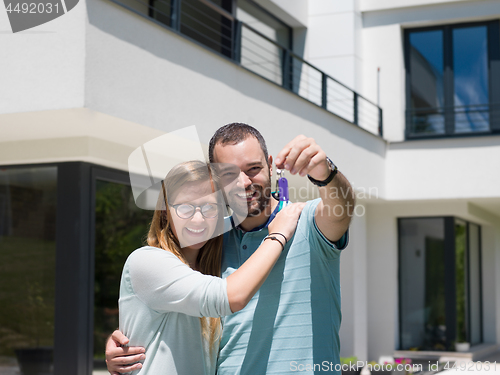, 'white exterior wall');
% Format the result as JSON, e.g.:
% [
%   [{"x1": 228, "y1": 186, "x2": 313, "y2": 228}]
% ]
[
  {"x1": 340, "y1": 210, "x2": 368, "y2": 361},
  {"x1": 306, "y1": 0, "x2": 363, "y2": 92},
  {"x1": 362, "y1": 23, "x2": 405, "y2": 140},
  {"x1": 386, "y1": 136, "x2": 500, "y2": 200},
  {"x1": 0, "y1": 0, "x2": 86, "y2": 114}
]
